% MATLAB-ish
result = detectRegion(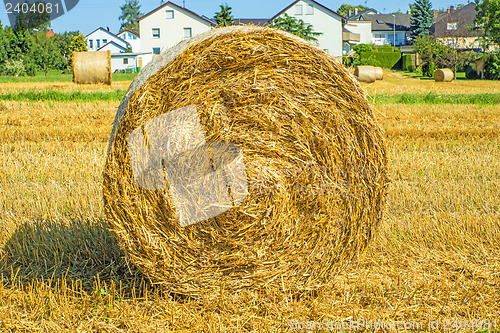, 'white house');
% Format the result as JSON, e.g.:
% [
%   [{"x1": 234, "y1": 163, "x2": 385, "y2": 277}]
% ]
[
  {"x1": 138, "y1": 1, "x2": 215, "y2": 66},
  {"x1": 270, "y1": 0, "x2": 346, "y2": 59},
  {"x1": 349, "y1": 13, "x2": 411, "y2": 46},
  {"x1": 86, "y1": 27, "x2": 130, "y2": 53},
  {"x1": 117, "y1": 29, "x2": 141, "y2": 53},
  {"x1": 343, "y1": 20, "x2": 372, "y2": 55}
]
